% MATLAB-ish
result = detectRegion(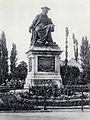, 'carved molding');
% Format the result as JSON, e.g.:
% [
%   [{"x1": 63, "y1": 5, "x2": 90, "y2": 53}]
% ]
[{"x1": 34, "y1": 79, "x2": 54, "y2": 85}]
